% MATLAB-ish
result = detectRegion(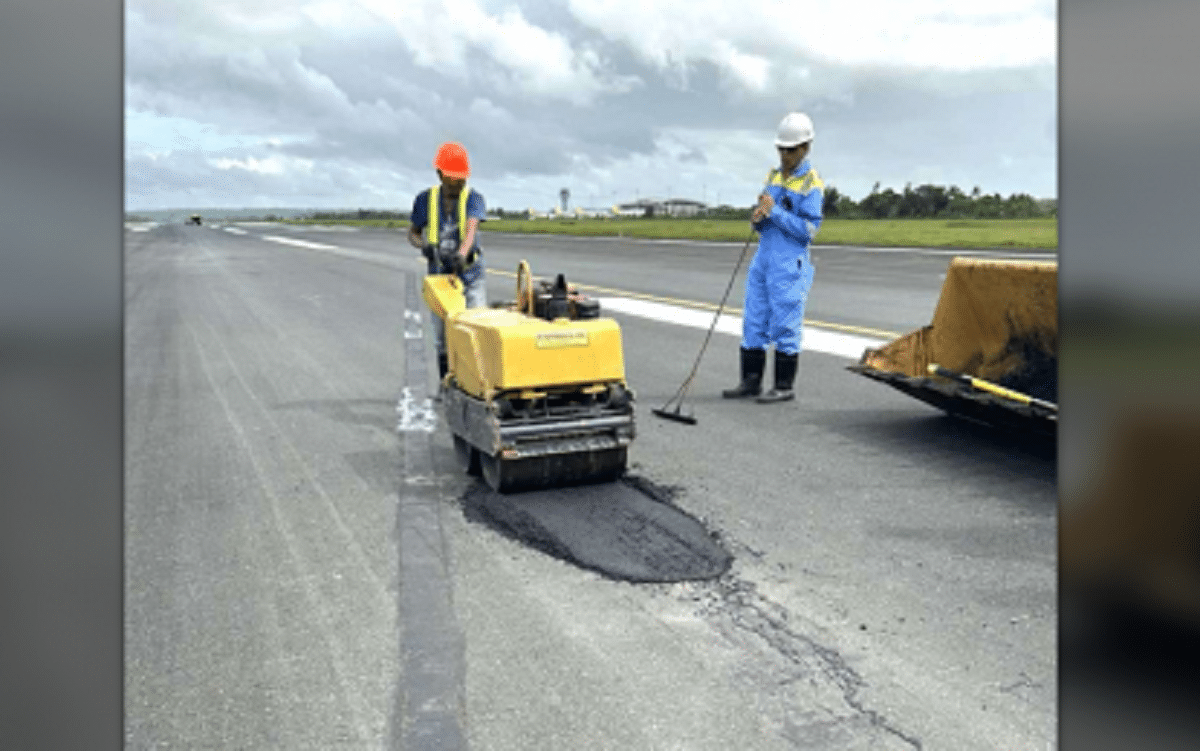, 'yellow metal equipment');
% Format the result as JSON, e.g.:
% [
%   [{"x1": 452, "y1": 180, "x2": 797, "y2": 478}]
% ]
[
  {"x1": 423, "y1": 261, "x2": 636, "y2": 492},
  {"x1": 848, "y1": 256, "x2": 1057, "y2": 438}
]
